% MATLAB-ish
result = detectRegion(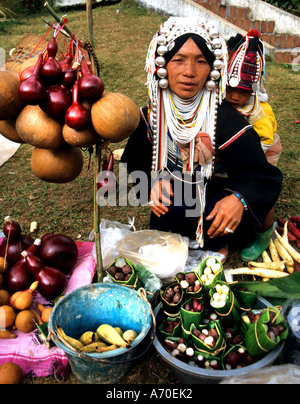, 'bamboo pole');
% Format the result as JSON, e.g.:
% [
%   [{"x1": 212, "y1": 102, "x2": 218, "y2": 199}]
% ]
[{"x1": 85, "y1": 0, "x2": 104, "y2": 282}]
